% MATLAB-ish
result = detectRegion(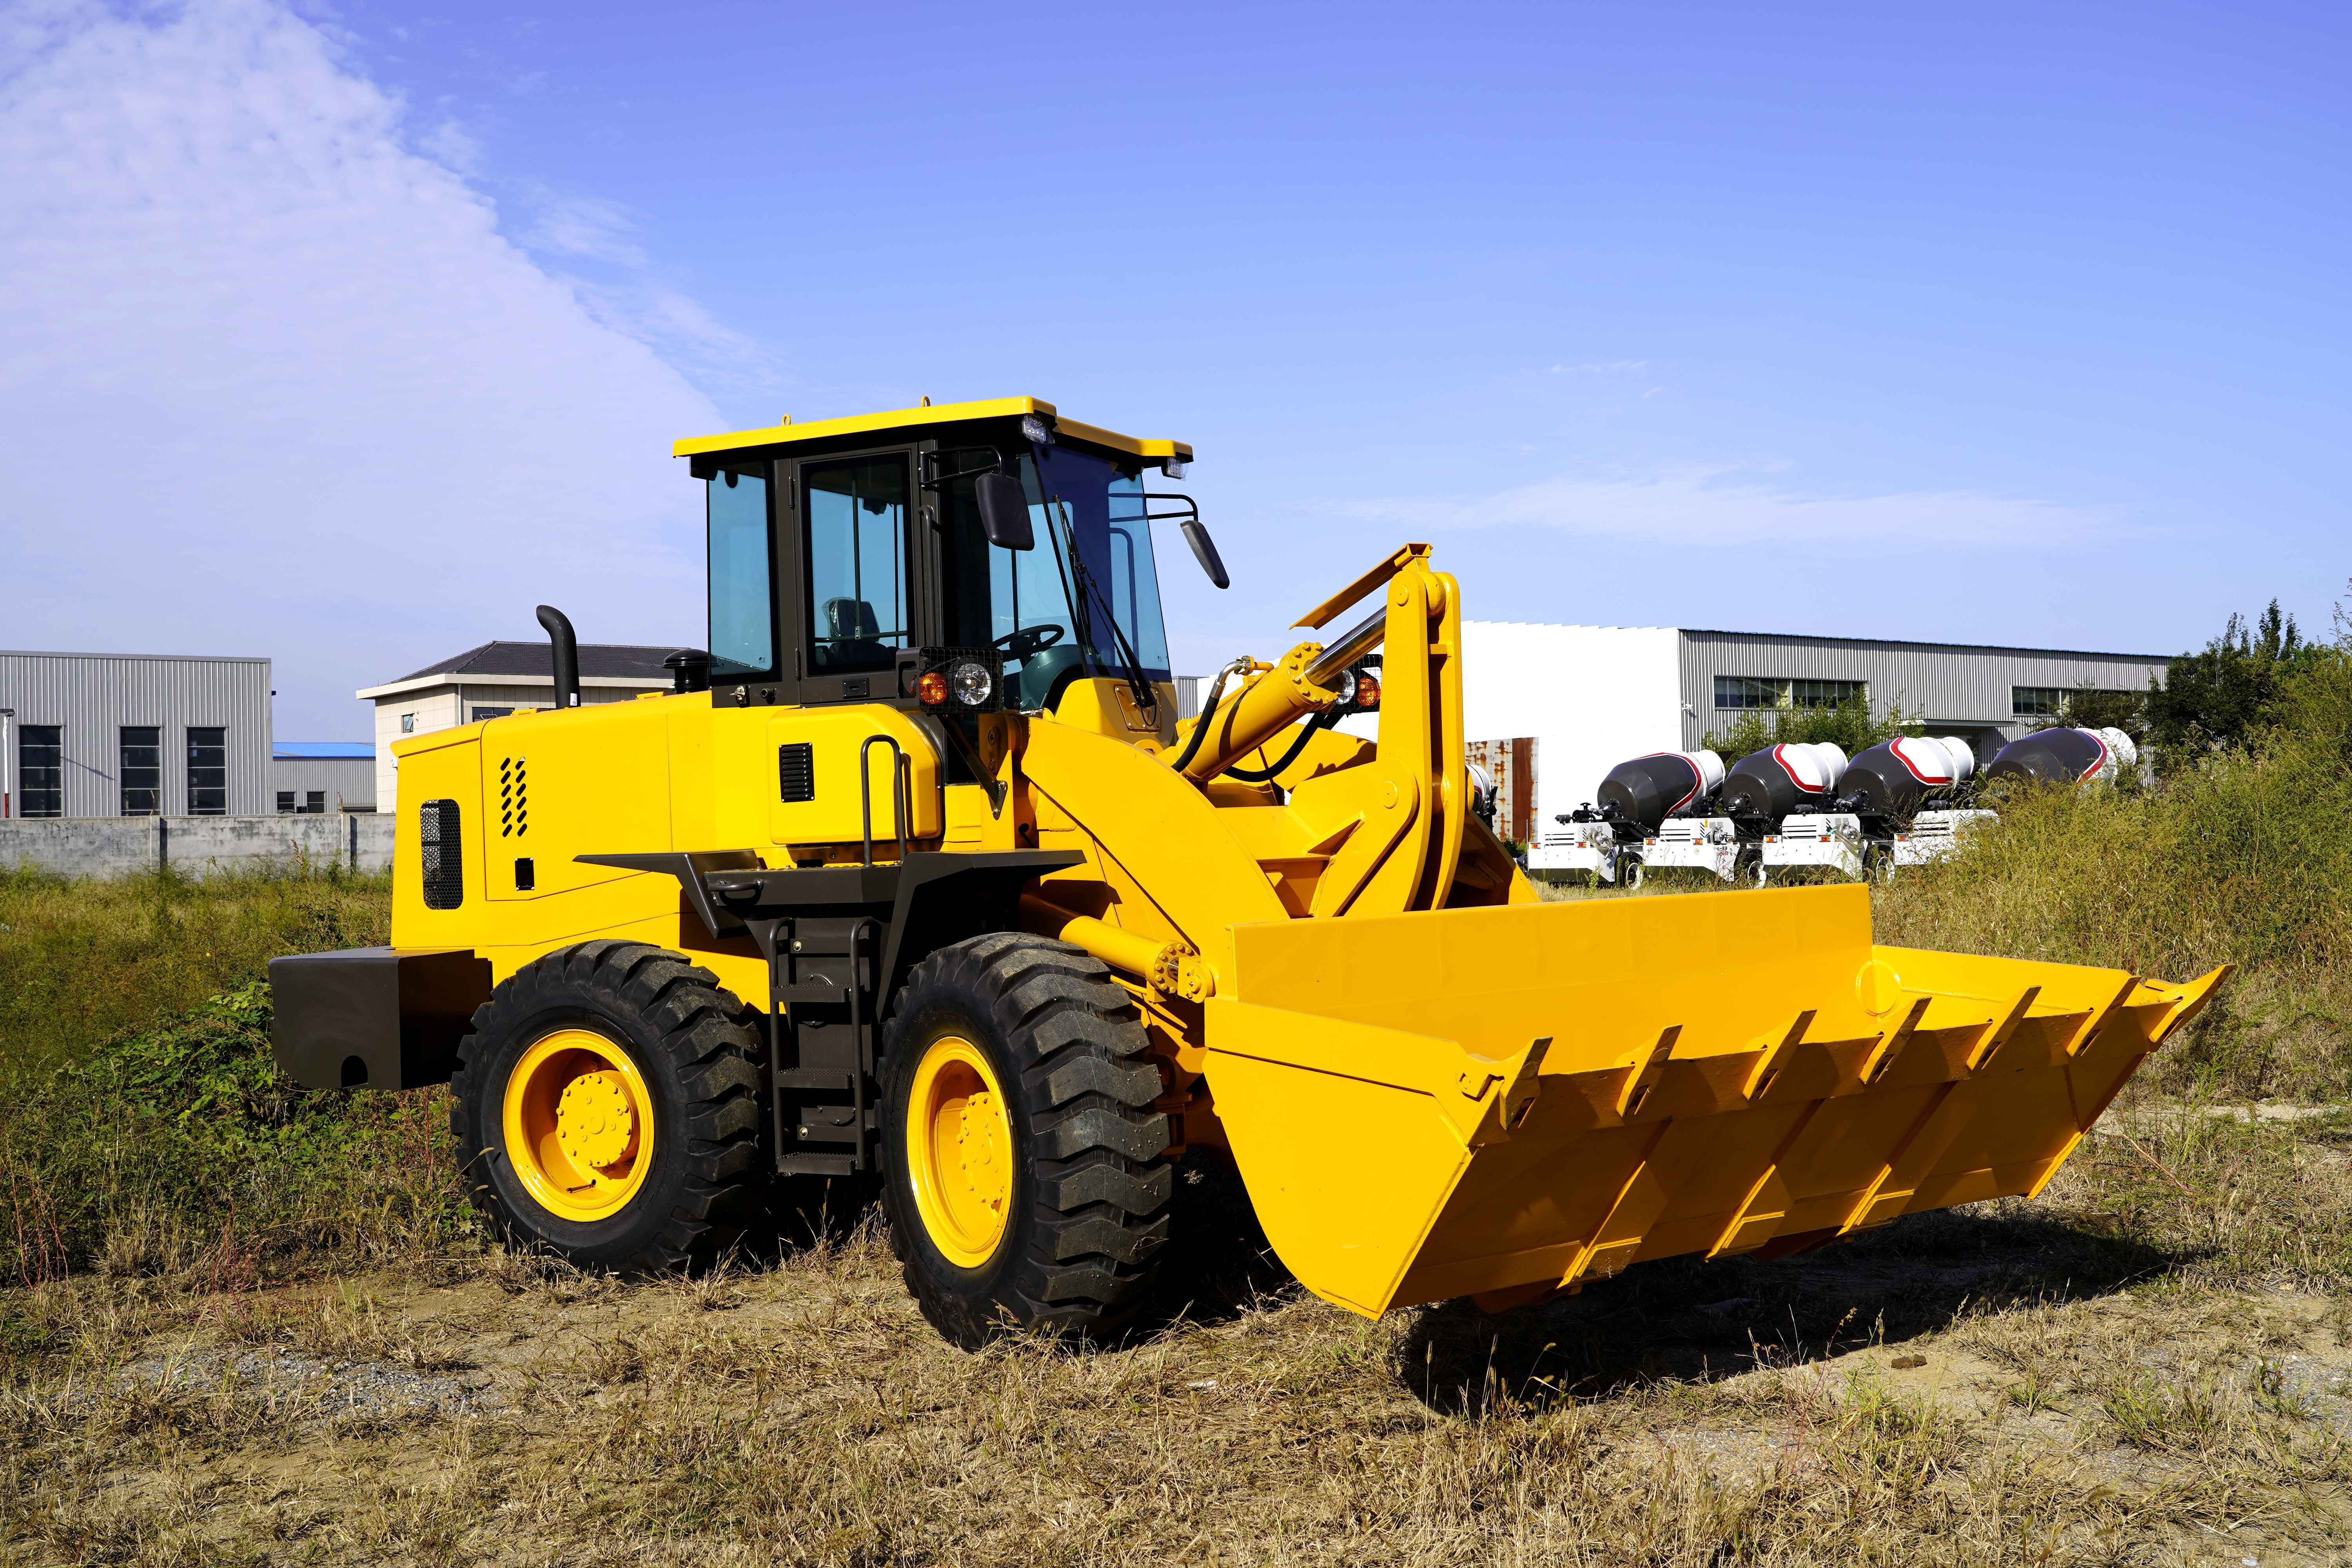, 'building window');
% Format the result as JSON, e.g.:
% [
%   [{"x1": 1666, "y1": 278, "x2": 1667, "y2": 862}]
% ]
[
  {"x1": 277, "y1": 791, "x2": 297, "y2": 814},
  {"x1": 1789, "y1": 679, "x2": 1866, "y2": 709},
  {"x1": 2013, "y1": 686, "x2": 2063, "y2": 717},
  {"x1": 471, "y1": 706, "x2": 514, "y2": 722},
  {"x1": 1714, "y1": 676, "x2": 1783, "y2": 710},
  {"x1": 1715, "y1": 676, "x2": 1867, "y2": 710},
  {"x1": 307, "y1": 790, "x2": 326, "y2": 814},
  {"x1": 400, "y1": 713, "x2": 416, "y2": 733},
  {"x1": 120, "y1": 726, "x2": 161, "y2": 816},
  {"x1": 187, "y1": 726, "x2": 227, "y2": 815},
  {"x1": 20, "y1": 726, "x2": 63, "y2": 818}
]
